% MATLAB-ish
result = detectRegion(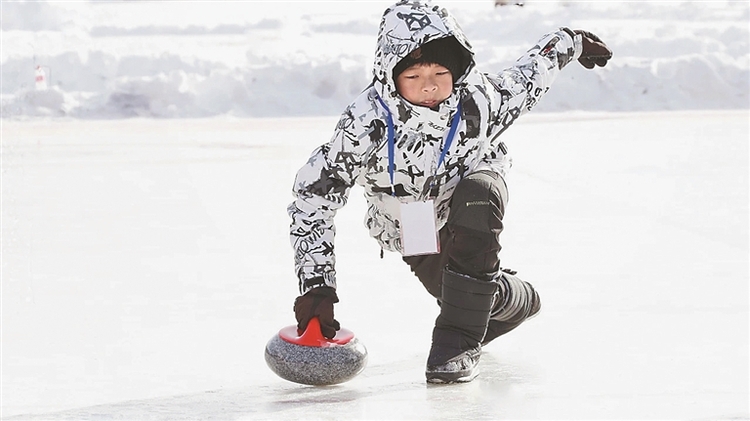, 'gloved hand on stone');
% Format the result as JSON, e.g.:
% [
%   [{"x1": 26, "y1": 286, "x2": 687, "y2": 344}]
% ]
[{"x1": 293, "y1": 286, "x2": 340, "y2": 339}]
